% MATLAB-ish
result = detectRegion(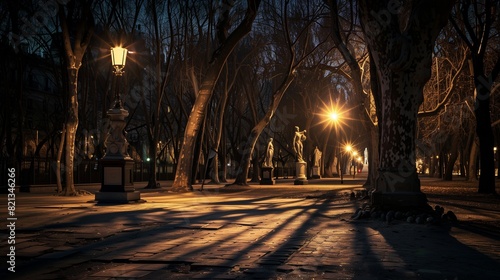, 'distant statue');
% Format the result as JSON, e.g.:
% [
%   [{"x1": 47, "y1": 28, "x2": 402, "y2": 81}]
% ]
[
  {"x1": 364, "y1": 147, "x2": 369, "y2": 165},
  {"x1": 313, "y1": 146, "x2": 322, "y2": 167},
  {"x1": 293, "y1": 126, "x2": 307, "y2": 162},
  {"x1": 264, "y1": 138, "x2": 274, "y2": 167}
]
